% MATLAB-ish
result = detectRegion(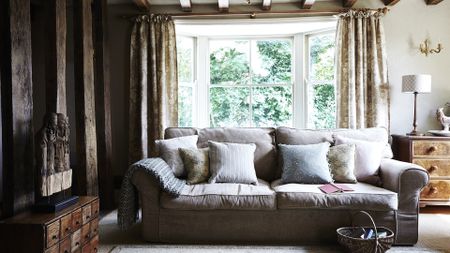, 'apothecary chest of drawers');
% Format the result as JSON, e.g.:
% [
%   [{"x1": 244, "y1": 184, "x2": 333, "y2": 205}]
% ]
[
  {"x1": 392, "y1": 135, "x2": 450, "y2": 207},
  {"x1": 0, "y1": 196, "x2": 99, "y2": 253}
]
